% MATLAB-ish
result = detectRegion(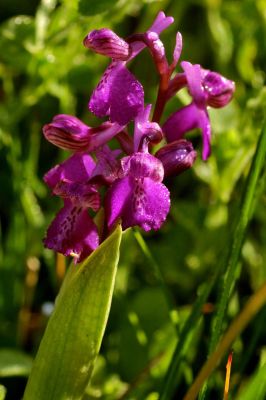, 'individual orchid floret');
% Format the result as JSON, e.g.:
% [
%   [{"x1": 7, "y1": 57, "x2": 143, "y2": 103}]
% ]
[
  {"x1": 106, "y1": 152, "x2": 170, "y2": 231},
  {"x1": 83, "y1": 29, "x2": 131, "y2": 61},
  {"x1": 155, "y1": 140, "x2": 197, "y2": 177},
  {"x1": 163, "y1": 61, "x2": 235, "y2": 160},
  {"x1": 43, "y1": 153, "x2": 99, "y2": 263},
  {"x1": 134, "y1": 105, "x2": 163, "y2": 152},
  {"x1": 43, "y1": 114, "x2": 124, "y2": 152}
]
